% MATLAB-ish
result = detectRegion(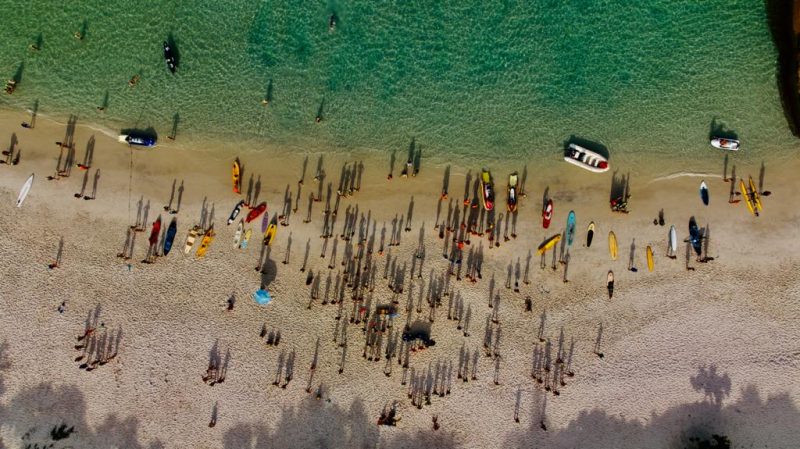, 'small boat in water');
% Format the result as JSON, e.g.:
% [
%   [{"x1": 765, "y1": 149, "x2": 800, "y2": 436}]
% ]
[
  {"x1": 710, "y1": 137, "x2": 739, "y2": 151},
  {"x1": 118, "y1": 134, "x2": 157, "y2": 148},
  {"x1": 16, "y1": 173, "x2": 34, "y2": 207},
  {"x1": 163, "y1": 41, "x2": 177, "y2": 73},
  {"x1": 542, "y1": 199, "x2": 553, "y2": 229},
  {"x1": 506, "y1": 173, "x2": 518, "y2": 213},
  {"x1": 479, "y1": 169, "x2": 494, "y2": 211},
  {"x1": 564, "y1": 143, "x2": 609, "y2": 173}
]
